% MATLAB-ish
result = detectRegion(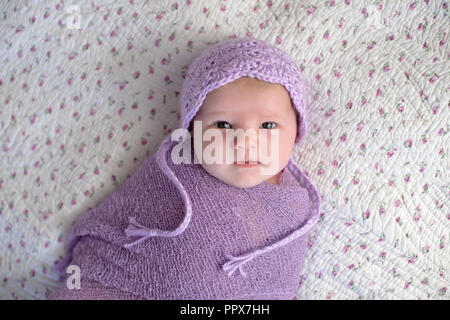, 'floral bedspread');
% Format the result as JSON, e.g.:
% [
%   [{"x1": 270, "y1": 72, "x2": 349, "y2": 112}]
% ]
[{"x1": 0, "y1": 0, "x2": 448, "y2": 299}]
